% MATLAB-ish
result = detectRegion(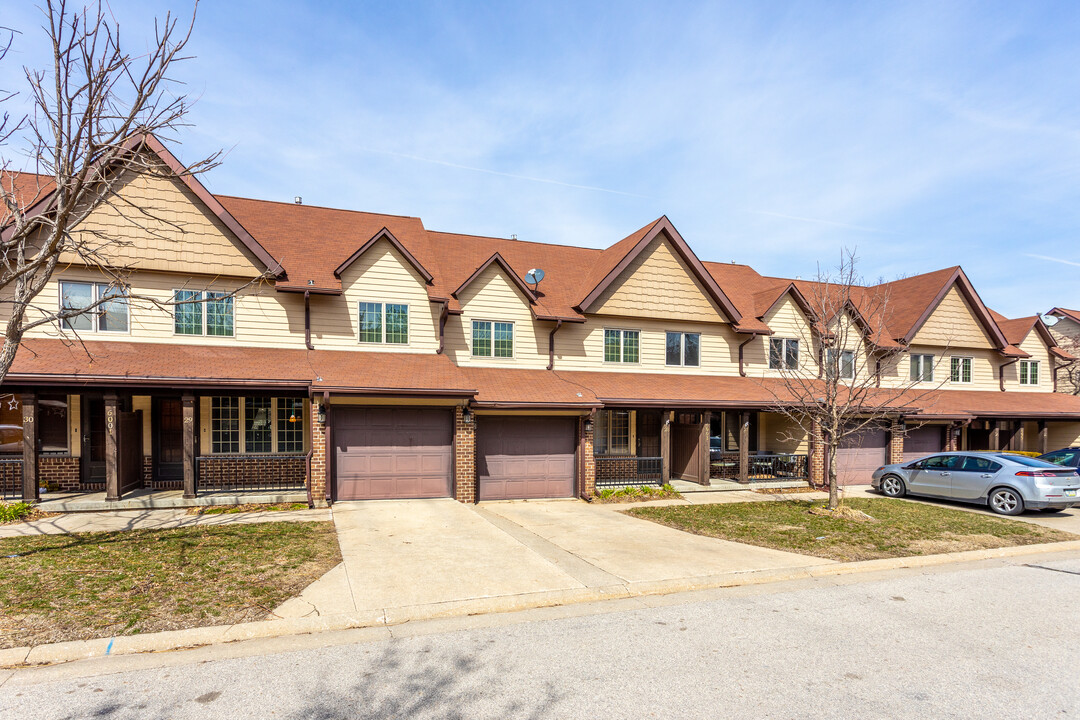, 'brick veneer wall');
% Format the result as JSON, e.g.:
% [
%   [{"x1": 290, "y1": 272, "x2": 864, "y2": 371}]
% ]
[
  {"x1": 581, "y1": 416, "x2": 595, "y2": 497},
  {"x1": 41, "y1": 455, "x2": 80, "y2": 492},
  {"x1": 143, "y1": 456, "x2": 153, "y2": 485},
  {"x1": 198, "y1": 455, "x2": 305, "y2": 488},
  {"x1": 809, "y1": 421, "x2": 824, "y2": 487},
  {"x1": 0, "y1": 460, "x2": 21, "y2": 496},
  {"x1": 310, "y1": 399, "x2": 327, "y2": 506},
  {"x1": 888, "y1": 422, "x2": 905, "y2": 465},
  {"x1": 454, "y1": 406, "x2": 476, "y2": 503},
  {"x1": 594, "y1": 456, "x2": 637, "y2": 482}
]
